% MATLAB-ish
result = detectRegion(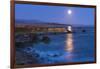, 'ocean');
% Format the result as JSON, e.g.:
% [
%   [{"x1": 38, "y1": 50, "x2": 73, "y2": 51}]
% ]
[{"x1": 16, "y1": 27, "x2": 95, "y2": 65}]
